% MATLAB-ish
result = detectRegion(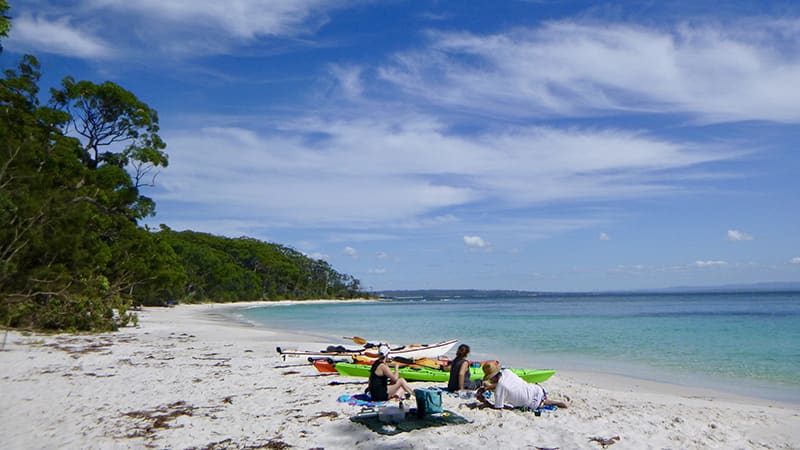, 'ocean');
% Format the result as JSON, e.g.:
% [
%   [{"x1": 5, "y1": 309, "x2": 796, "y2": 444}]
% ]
[{"x1": 231, "y1": 291, "x2": 800, "y2": 403}]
